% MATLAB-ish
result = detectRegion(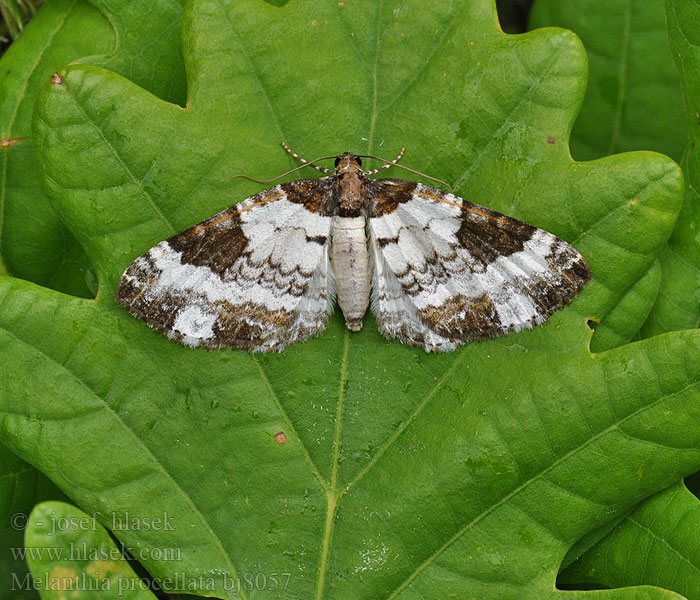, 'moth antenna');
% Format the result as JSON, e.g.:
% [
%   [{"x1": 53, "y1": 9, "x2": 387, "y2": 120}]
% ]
[
  {"x1": 282, "y1": 142, "x2": 334, "y2": 174},
  {"x1": 361, "y1": 147, "x2": 405, "y2": 176},
  {"x1": 233, "y1": 150, "x2": 337, "y2": 184},
  {"x1": 359, "y1": 150, "x2": 453, "y2": 191}
]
